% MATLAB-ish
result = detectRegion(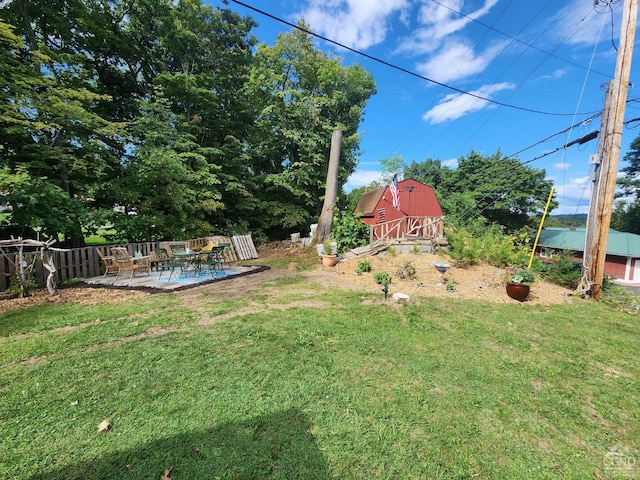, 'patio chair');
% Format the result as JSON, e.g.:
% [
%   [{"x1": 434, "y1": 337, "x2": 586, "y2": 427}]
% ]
[
  {"x1": 158, "y1": 255, "x2": 187, "y2": 281},
  {"x1": 150, "y1": 248, "x2": 170, "y2": 272},
  {"x1": 217, "y1": 242, "x2": 232, "y2": 268},
  {"x1": 111, "y1": 247, "x2": 151, "y2": 280},
  {"x1": 169, "y1": 244, "x2": 187, "y2": 256},
  {"x1": 96, "y1": 248, "x2": 118, "y2": 278},
  {"x1": 201, "y1": 246, "x2": 225, "y2": 276}
]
